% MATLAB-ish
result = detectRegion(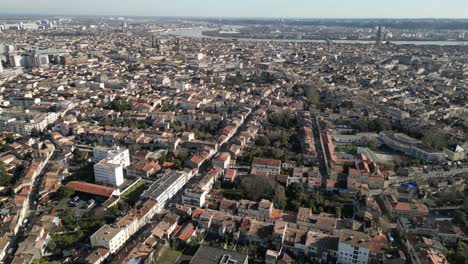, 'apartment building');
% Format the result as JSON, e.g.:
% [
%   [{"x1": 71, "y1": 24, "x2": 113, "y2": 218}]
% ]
[
  {"x1": 93, "y1": 146, "x2": 130, "y2": 187},
  {"x1": 337, "y1": 230, "x2": 370, "y2": 264},
  {"x1": 90, "y1": 225, "x2": 127, "y2": 254}
]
